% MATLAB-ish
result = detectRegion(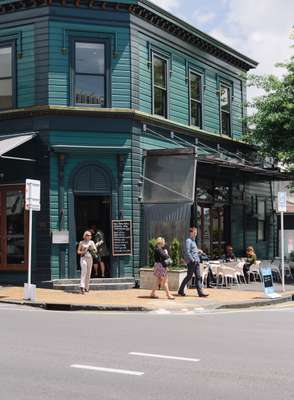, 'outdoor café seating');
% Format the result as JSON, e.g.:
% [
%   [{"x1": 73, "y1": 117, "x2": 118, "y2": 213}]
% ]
[
  {"x1": 198, "y1": 258, "x2": 283, "y2": 289},
  {"x1": 192, "y1": 255, "x2": 294, "y2": 291}
]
